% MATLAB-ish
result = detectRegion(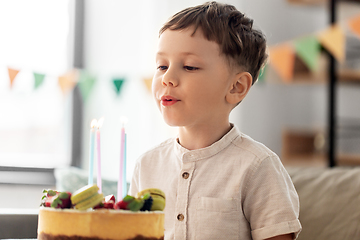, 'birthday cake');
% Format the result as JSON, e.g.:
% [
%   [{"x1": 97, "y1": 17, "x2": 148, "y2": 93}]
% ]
[{"x1": 37, "y1": 185, "x2": 165, "y2": 240}]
